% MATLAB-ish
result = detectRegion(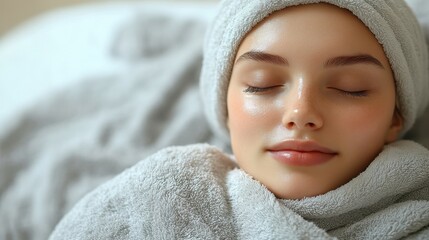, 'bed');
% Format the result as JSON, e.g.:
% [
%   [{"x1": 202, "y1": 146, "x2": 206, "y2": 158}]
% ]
[{"x1": 0, "y1": 1, "x2": 428, "y2": 239}]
